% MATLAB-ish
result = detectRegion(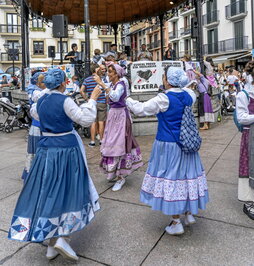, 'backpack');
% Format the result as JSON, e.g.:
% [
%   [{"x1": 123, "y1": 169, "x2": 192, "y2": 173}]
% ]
[
  {"x1": 233, "y1": 89, "x2": 249, "y2": 132},
  {"x1": 178, "y1": 105, "x2": 202, "y2": 153}
]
